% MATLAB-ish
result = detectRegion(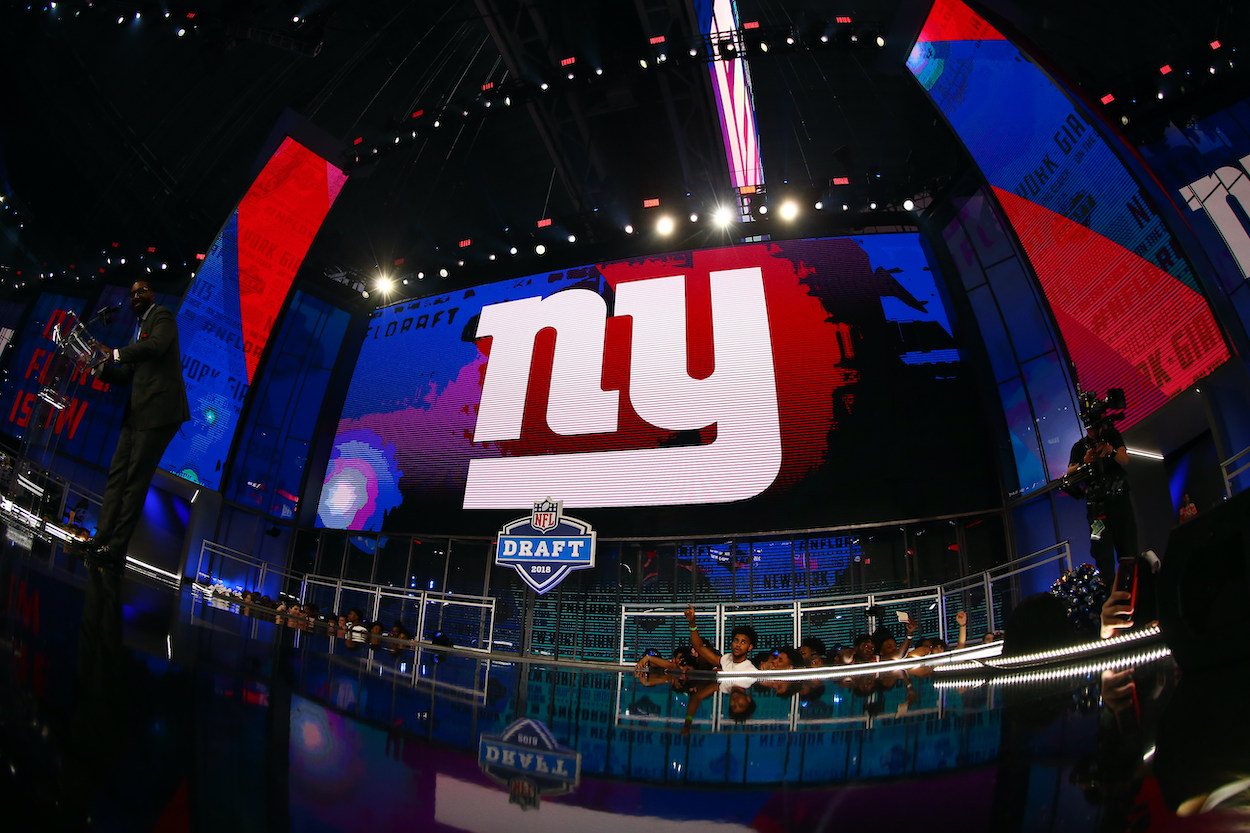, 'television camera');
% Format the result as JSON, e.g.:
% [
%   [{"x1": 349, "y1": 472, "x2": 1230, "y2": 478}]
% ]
[{"x1": 1060, "y1": 387, "x2": 1127, "y2": 499}]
